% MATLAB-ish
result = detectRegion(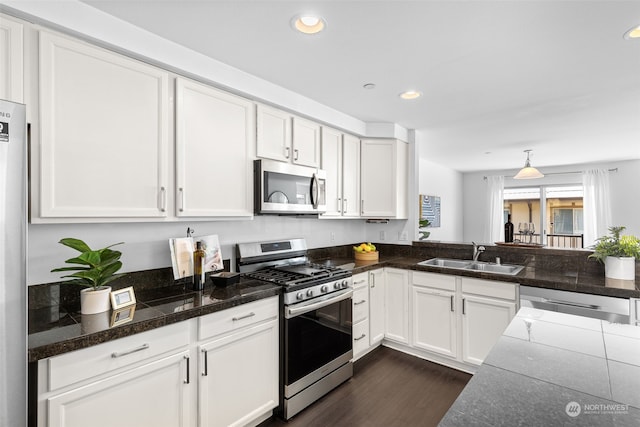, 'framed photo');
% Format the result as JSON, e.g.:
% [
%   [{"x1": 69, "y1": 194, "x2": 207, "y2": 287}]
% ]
[
  {"x1": 110, "y1": 305, "x2": 136, "y2": 327},
  {"x1": 110, "y1": 286, "x2": 136, "y2": 310},
  {"x1": 419, "y1": 194, "x2": 441, "y2": 228}
]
